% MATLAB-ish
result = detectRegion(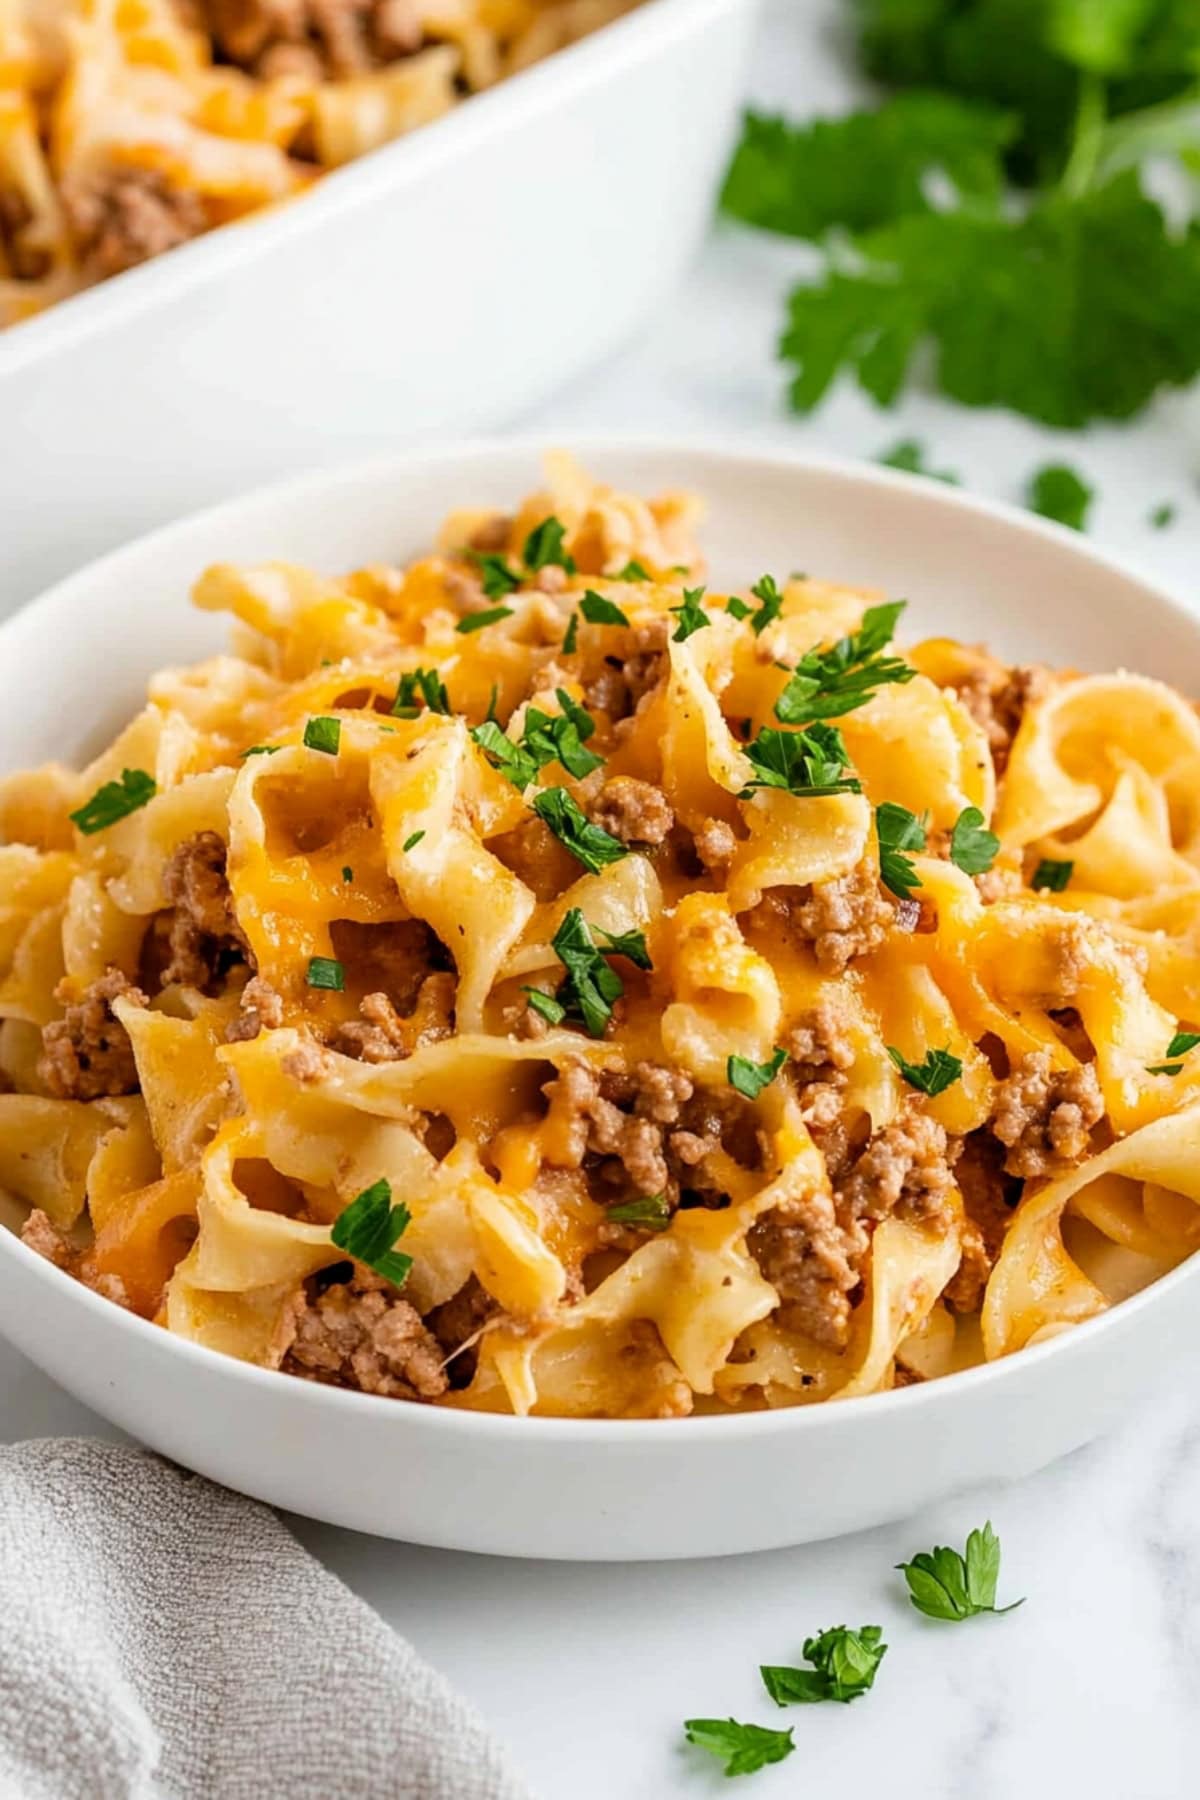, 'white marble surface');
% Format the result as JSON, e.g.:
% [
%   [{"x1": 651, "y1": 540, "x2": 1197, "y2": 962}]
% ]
[{"x1": 5, "y1": 1, "x2": 1200, "y2": 1795}]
